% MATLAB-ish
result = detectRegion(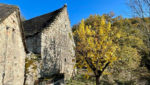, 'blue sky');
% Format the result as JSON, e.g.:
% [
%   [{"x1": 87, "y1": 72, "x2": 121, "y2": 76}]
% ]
[{"x1": 0, "y1": 0, "x2": 130, "y2": 26}]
